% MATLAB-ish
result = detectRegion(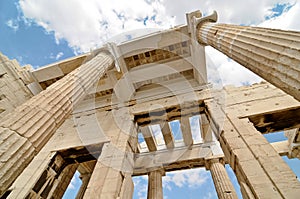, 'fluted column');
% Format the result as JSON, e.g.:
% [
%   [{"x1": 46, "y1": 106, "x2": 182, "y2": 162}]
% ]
[
  {"x1": 83, "y1": 108, "x2": 137, "y2": 198},
  {"x1": 208, "y1": 159, "x2": 238, "y2": 199},
  {"x1": 0, "y1": 51, "x2": 113, "y2": 197},
  {"x1": 50, "y1": 164, "x2": 79, "y2": 199},
  {"x1": 75, "y1": 174, "x2": 91, "y2": 199},
  {"x1": 197, "y1": 21, "x2": 300, "y2": 101},
  {"x1": 147, "y1": 169, "x2": 164, "y2": 199},
  {"x1": 119, "y1": 174, "x2": 134, "y2": 199}
]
